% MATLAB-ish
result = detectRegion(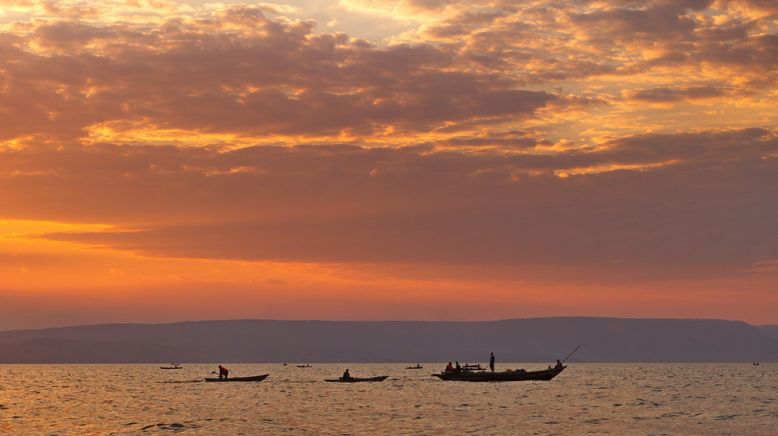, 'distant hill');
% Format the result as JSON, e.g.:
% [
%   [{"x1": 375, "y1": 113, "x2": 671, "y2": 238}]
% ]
[
  {"x1": 0, "y1": 317, "x2": 777, "y2": 363},
  {"x1": 759, "y1": 325, "x2": 778, "y2": 343}
]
